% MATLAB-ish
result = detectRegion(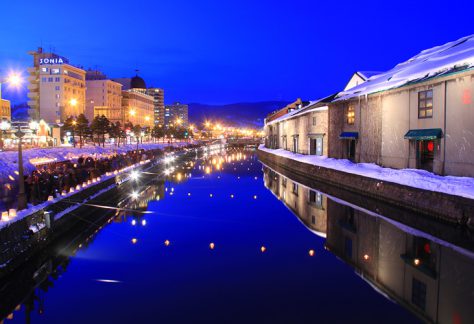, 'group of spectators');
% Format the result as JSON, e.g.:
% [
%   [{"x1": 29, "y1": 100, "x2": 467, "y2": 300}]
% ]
[{"x1": 0, "y1": 148, "x2": 169, "y2": 210}]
